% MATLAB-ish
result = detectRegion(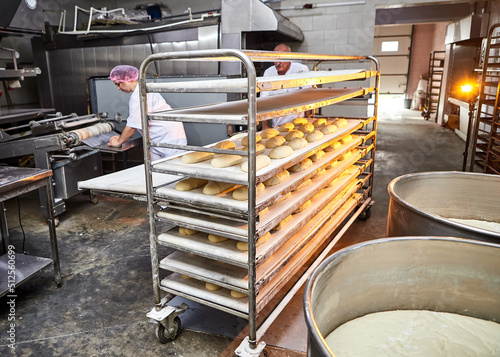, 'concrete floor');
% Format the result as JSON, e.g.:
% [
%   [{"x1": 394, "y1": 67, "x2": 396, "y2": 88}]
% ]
[{"x1": 0, "y1": 96, "x2": 466, "y2": 356}]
